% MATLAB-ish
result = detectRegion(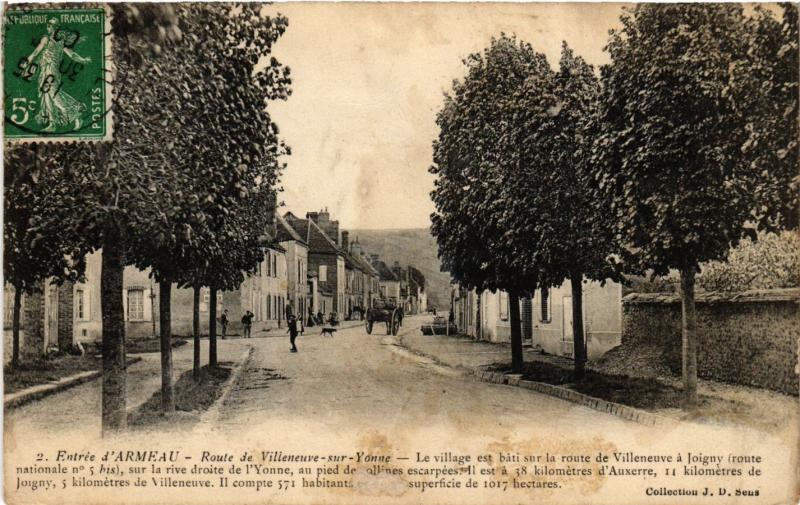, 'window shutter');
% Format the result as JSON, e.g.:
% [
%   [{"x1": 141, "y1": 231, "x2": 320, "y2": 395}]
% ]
[
  {"x1": 123, "y1": 289, "x2": 128, "y2": 321},
  {"x1": 143, "y1": 289, "x2": 152, "y2": 321}
]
